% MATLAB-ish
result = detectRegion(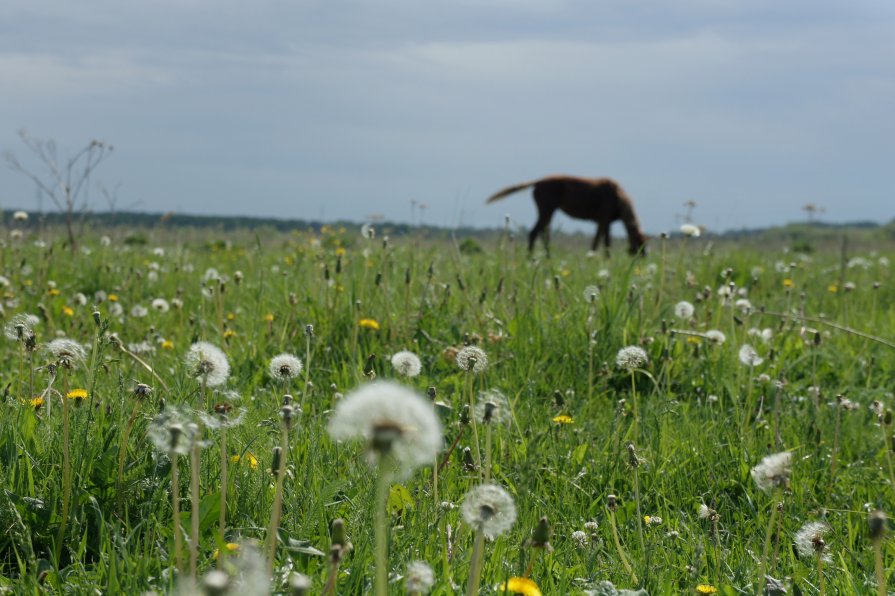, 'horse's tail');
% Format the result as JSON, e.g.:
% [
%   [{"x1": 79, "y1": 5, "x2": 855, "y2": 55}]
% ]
[{"x1": 485, "y1": 180, "x2": 537, "y2": 203}]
